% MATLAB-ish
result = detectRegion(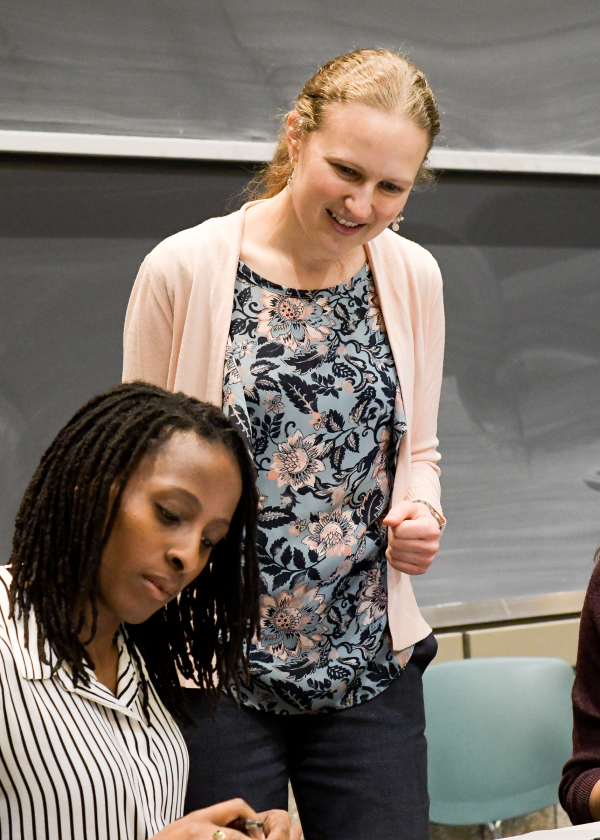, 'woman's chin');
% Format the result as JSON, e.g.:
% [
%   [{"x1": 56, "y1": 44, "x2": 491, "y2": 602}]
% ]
[{"x1": 118, "y1": 600, "x2": 165, "y2": 626}]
